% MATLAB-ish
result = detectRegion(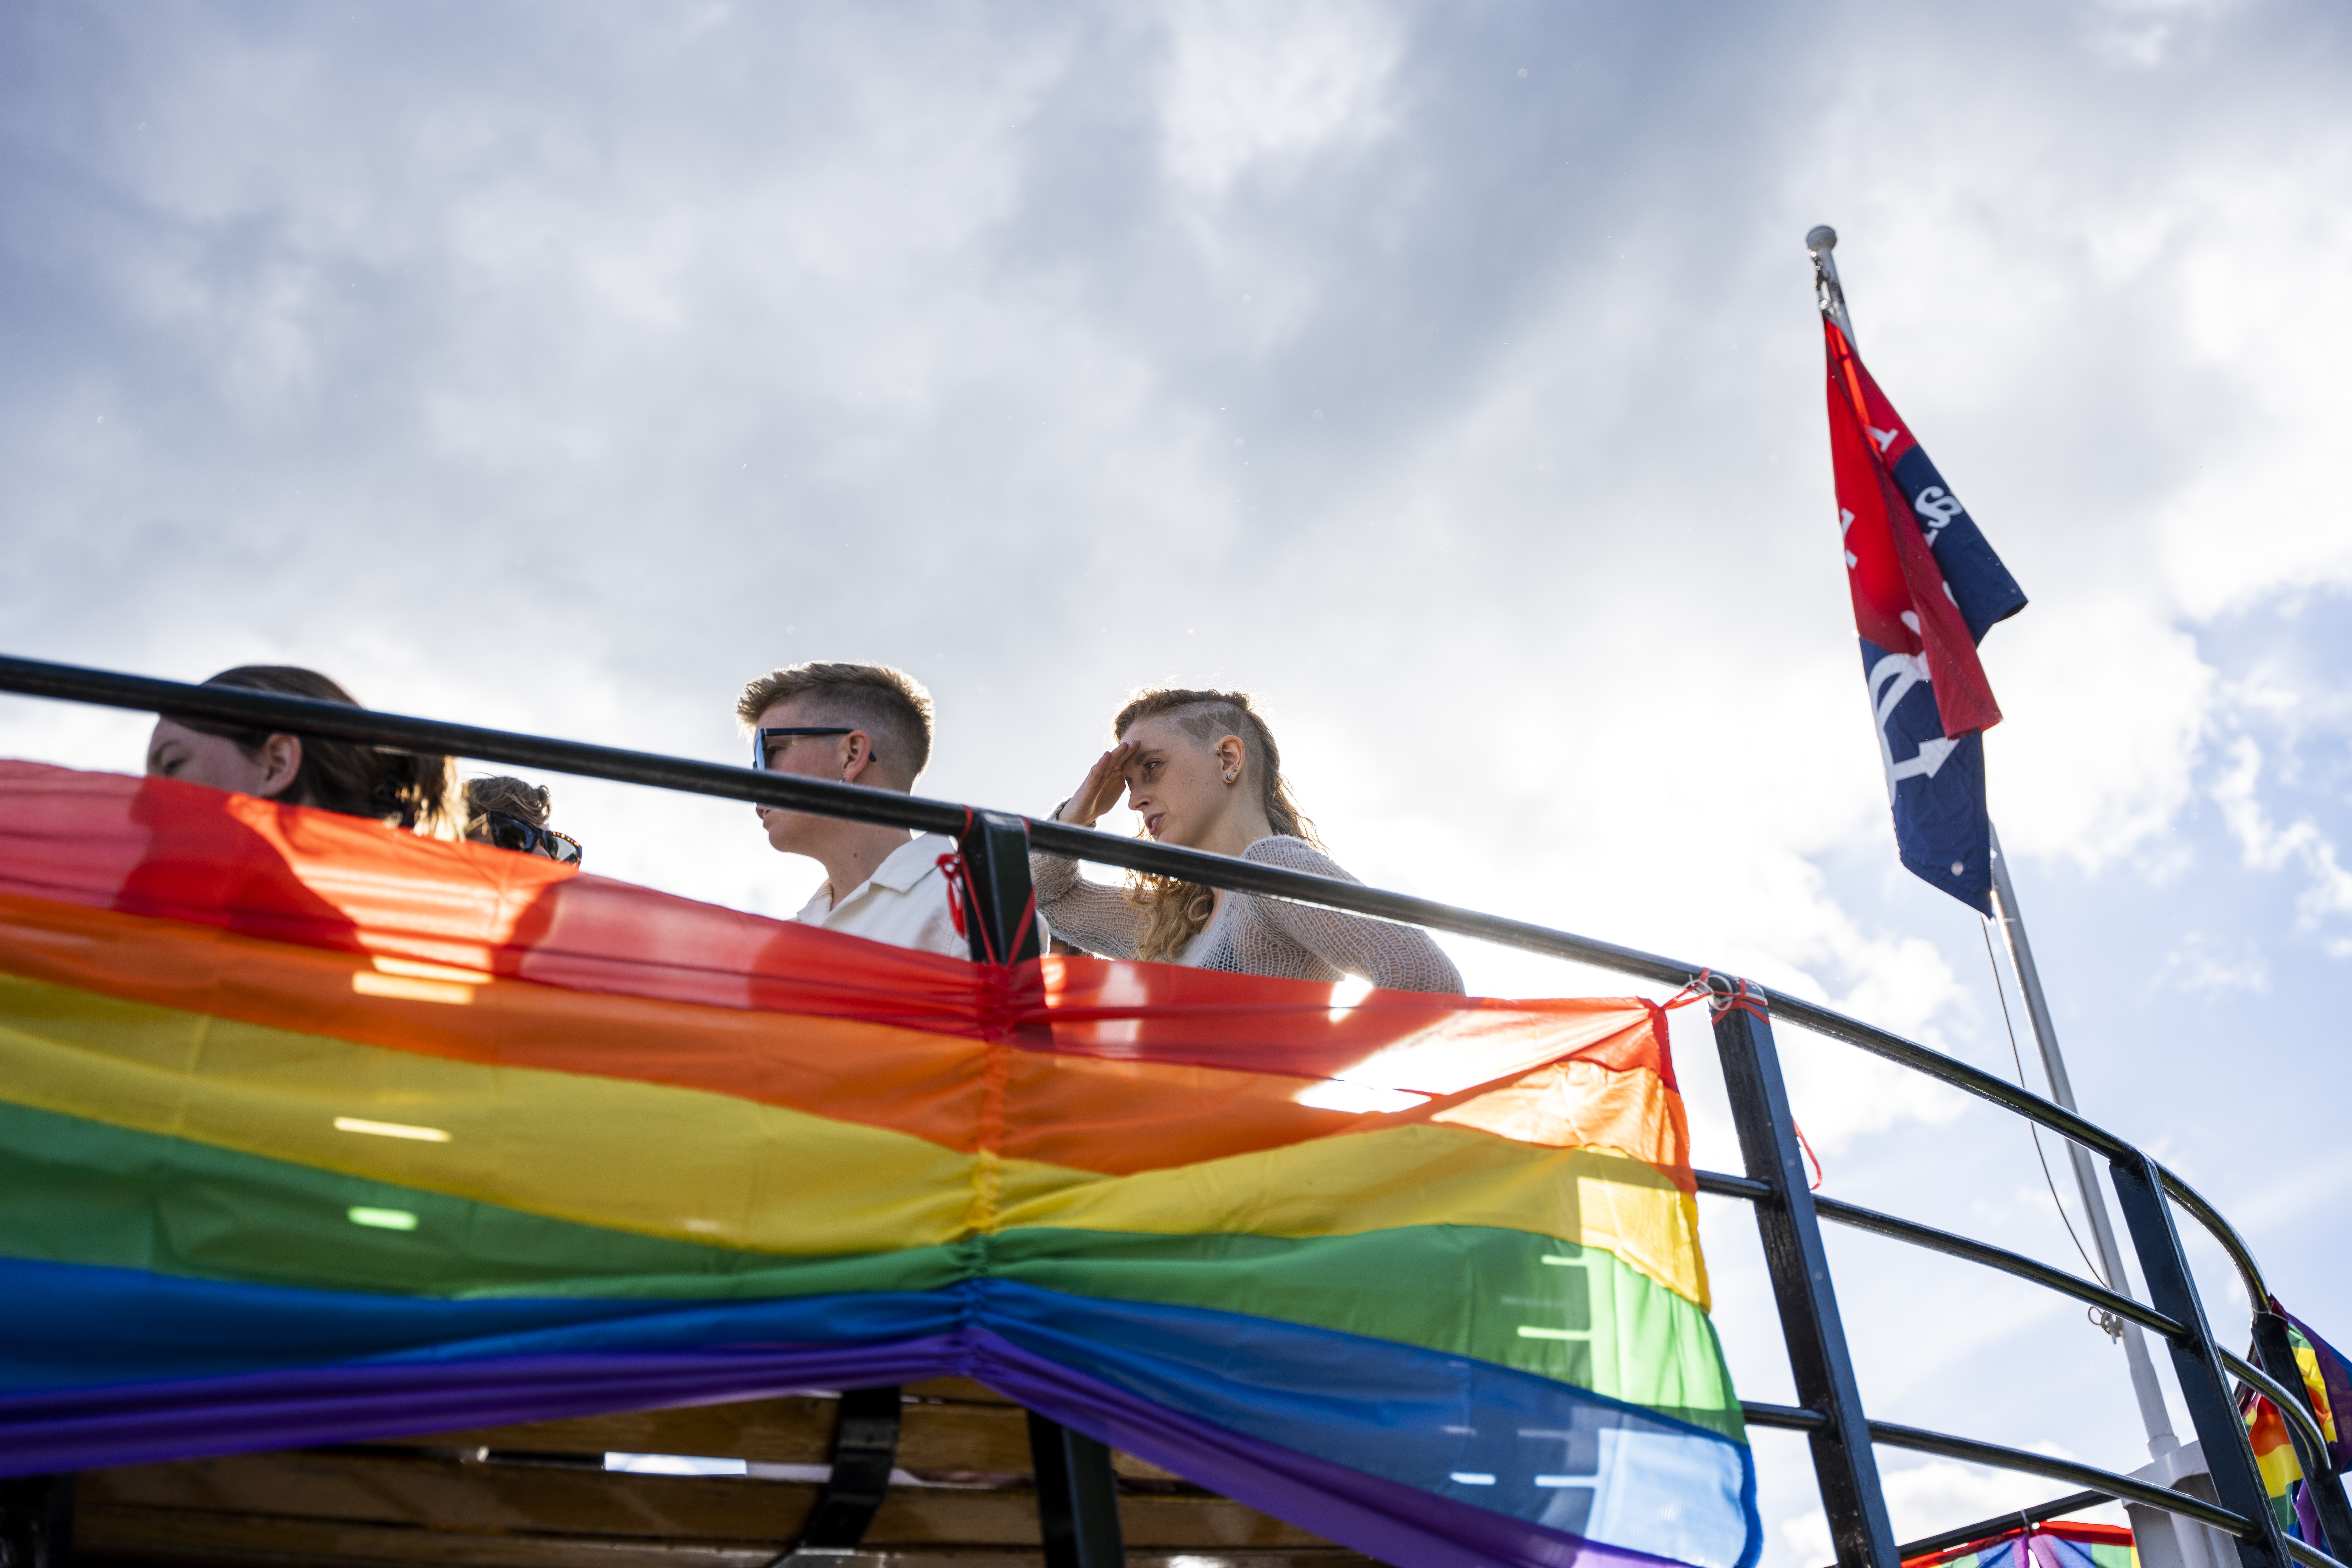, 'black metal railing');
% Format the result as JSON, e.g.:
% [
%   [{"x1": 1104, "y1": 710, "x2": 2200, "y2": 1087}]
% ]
[{"x1": 1, "y1": 651, "x2": 2347, "y2": 1568}]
